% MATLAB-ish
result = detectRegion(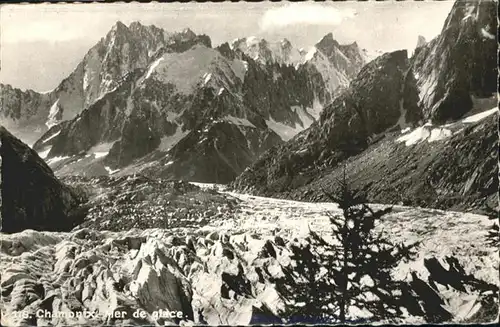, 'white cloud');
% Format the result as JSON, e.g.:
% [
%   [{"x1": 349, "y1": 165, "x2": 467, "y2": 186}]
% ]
[{"x1": 260, "y1": 3, "x2": 356, "y2": 31}]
